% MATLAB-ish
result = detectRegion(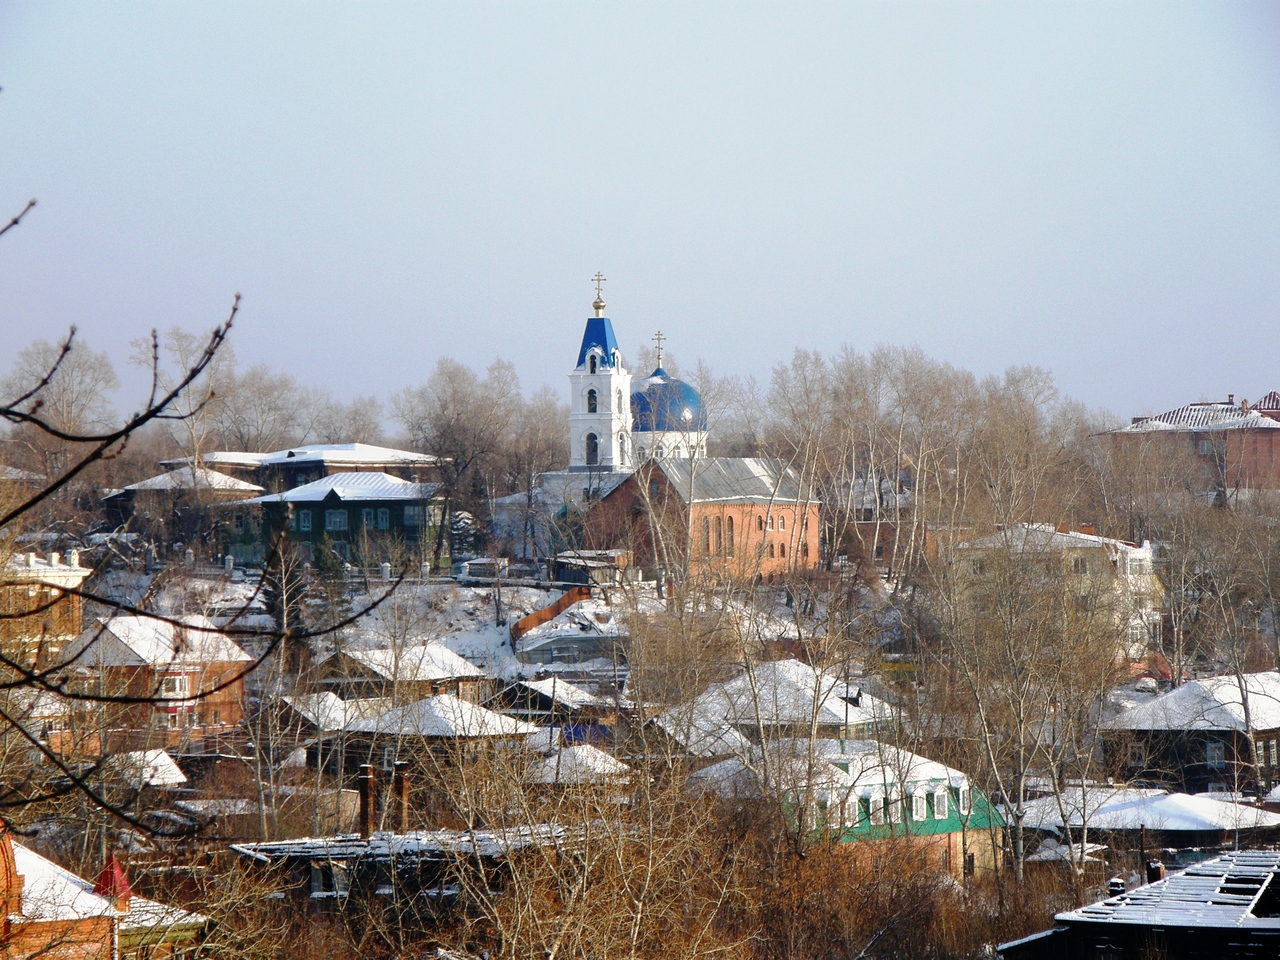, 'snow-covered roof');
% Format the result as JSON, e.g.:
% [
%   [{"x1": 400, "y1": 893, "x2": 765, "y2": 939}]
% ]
[
  {"x1": 648, "y1": 457, "x2": 817, "y2": 506},
  {"x1": 64, "y1": 615, "x2": 253, "y2": 669},
  {"x1": 1020, "y1": 786, "x2": 1280, "y2": 833},
  {"x1": 182, "y1": 443, "x2": 440, "y2": 469},
  {"x1": 525, "y1": 744, "x2": 631, "y2": 785},
  {"x1": 956, "y1": 522, "x2": 1147, "y2": 557},
  {"x1": 344, "y1": 694, "x2": 538, "y2": 738},
  {"x1": 231, "y1": 823, "x2": 575, "y2": 863},
  {"x1": 655, "y1": 660, "x2": 894, "y2": 757},
  {"x1": 0, "y1": 464, "x2": 43, "y2": 482},
  {"x1": 1113, "y1": 401, "x2": 1280, "y2": 434},
  {"x1": 98, "y1": 750, "x2": 187, "y2": 788},
  {"x1": 343, "y1": 642, "x2": 486, "y2": 683},
  {"x1": 513, "y1": 678, "x2": 627, "y2": 710},
  {"x1": 1025, "y1": 837, "x2": 1108, "y2": 864},
  {"x1": 1100, "y1": 672, "x2": 1280, "y2": 733},
  {"x1": 240, "y1": 471, "x2": 441, "y2": 504},
  {"x1": 690, "y1": 738, "x2": 969, "y2": 801},
  {"x1": 115, "y1": 465, "x2": 262, "y2": 494},
  {"x1": 281, "y1": 692, "x2": 392, "y2": 732},
  {"x1": 1055, "y1": 849, "x2": 1280, "y2": 929},
  {"x1": 11, "y1": 841, "x2": 208, "y2": 929},
  {"x1": 5, "y1": 550, "x2": 92, "y2": 587}
]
